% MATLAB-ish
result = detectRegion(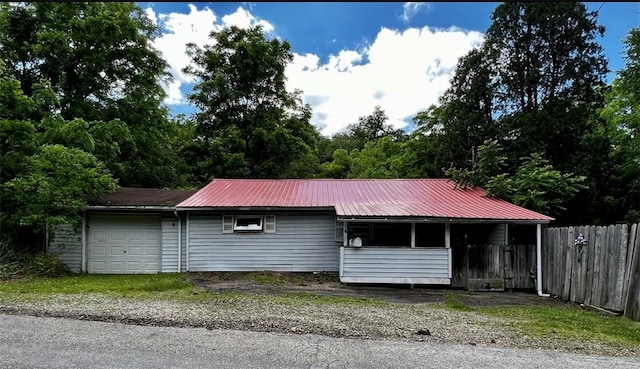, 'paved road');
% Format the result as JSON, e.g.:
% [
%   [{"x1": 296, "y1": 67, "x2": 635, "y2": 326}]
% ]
[{"x1": 1, "y1": 314, "x2": 638, "y2": 369}]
